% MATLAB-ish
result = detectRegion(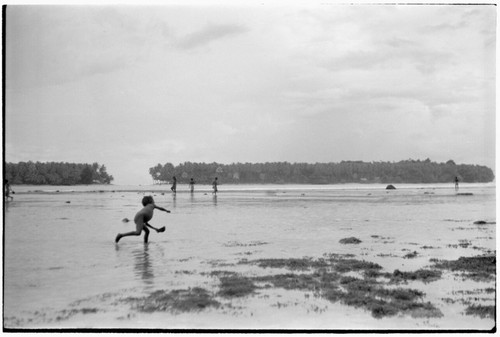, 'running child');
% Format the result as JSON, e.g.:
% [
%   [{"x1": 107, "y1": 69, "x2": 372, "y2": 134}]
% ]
[{"x1": 115, "y1": 196, "x2": 170, "y2": 244}]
